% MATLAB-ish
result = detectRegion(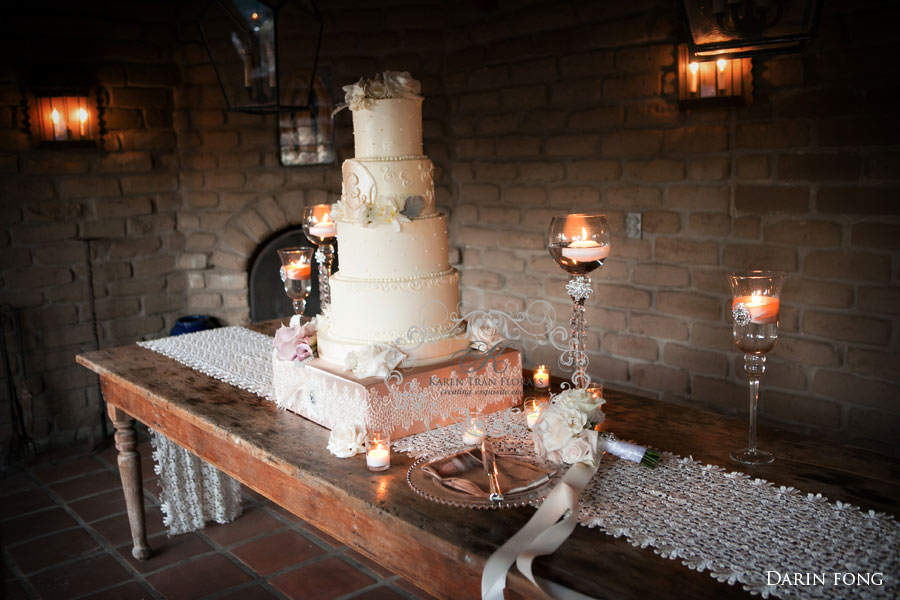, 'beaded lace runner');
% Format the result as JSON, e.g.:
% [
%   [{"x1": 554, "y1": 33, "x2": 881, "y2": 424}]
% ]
[{"x1": 139, "y1": 328, "x2": 899, "y2": 598}]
